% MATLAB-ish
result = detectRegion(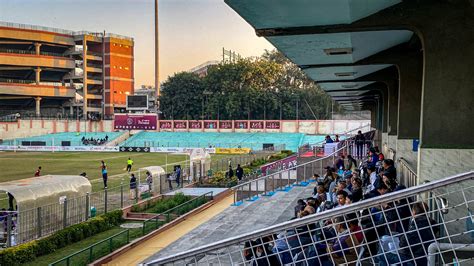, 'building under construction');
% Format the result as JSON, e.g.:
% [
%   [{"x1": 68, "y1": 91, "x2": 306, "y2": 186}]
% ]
[{"x1": 0, "y1": 21, "x2": 134, "y2": 119}]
